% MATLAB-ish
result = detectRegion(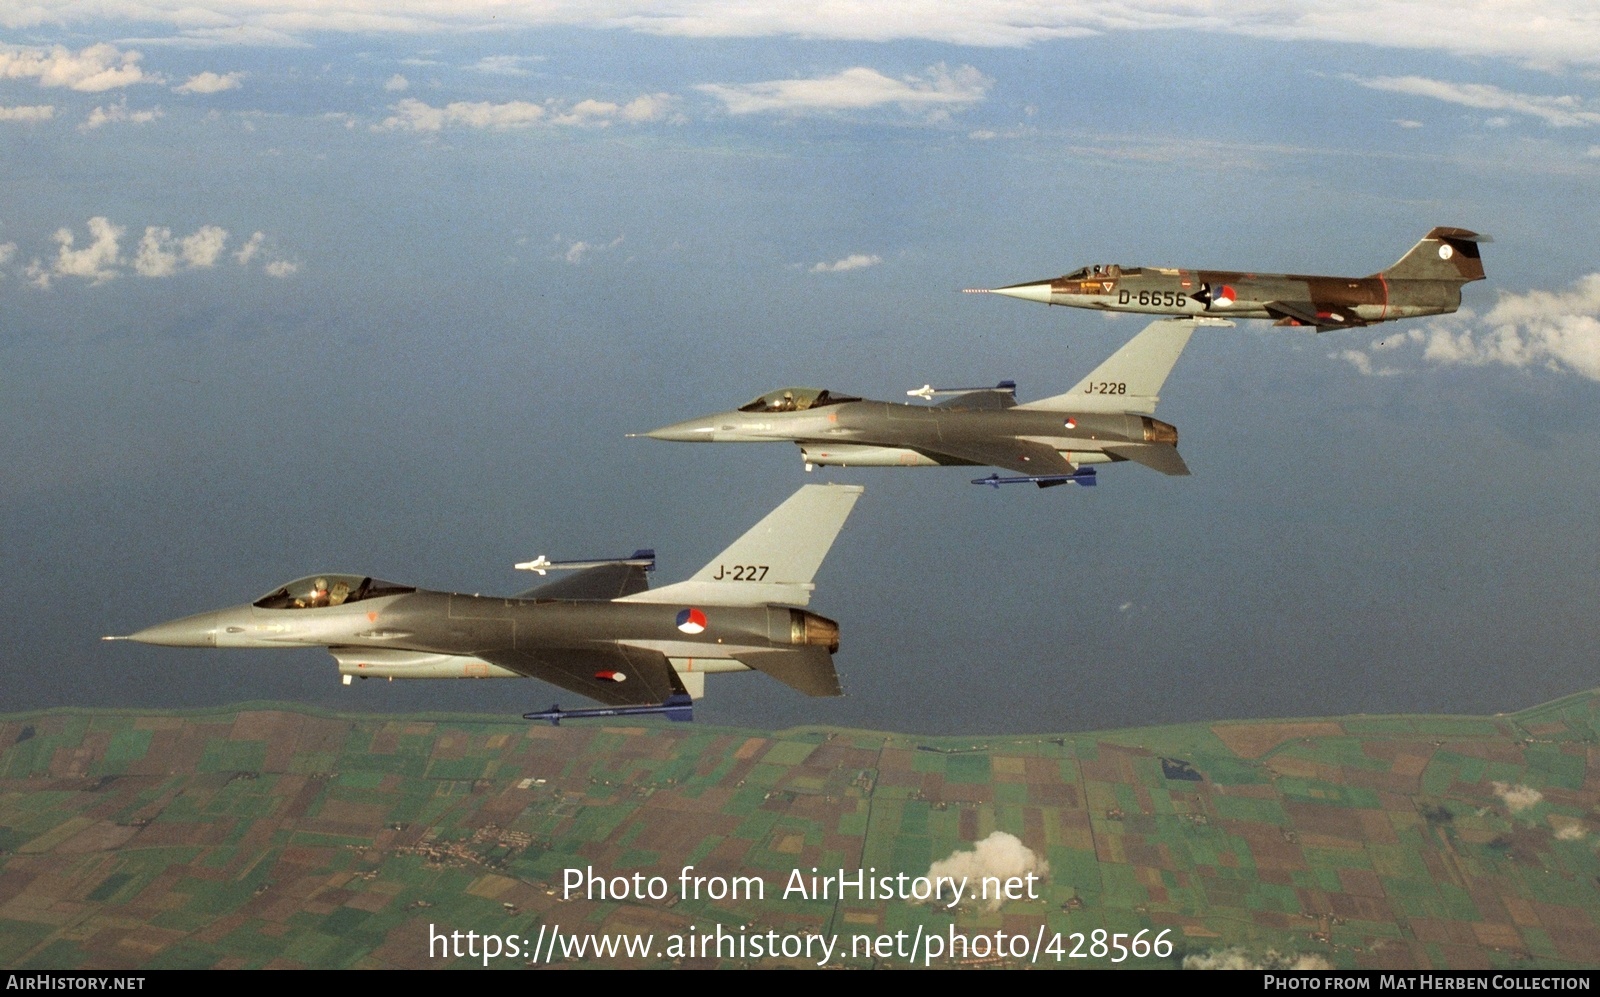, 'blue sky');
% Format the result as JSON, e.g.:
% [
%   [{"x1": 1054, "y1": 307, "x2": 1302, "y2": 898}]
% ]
[{"x1": 3, "y1": 2, "x2": 1599, "y2": 733}]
